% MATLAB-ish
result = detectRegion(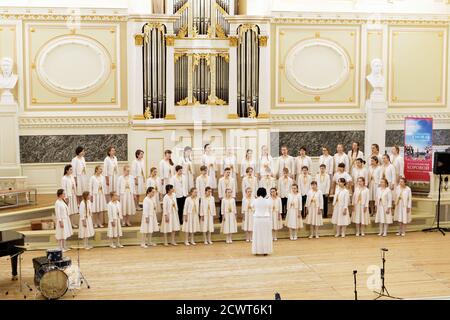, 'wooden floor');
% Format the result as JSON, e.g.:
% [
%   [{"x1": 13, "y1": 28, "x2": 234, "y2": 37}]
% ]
[{"x1": 1, "y1": 231, "x2": 450, "y2": 300}]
